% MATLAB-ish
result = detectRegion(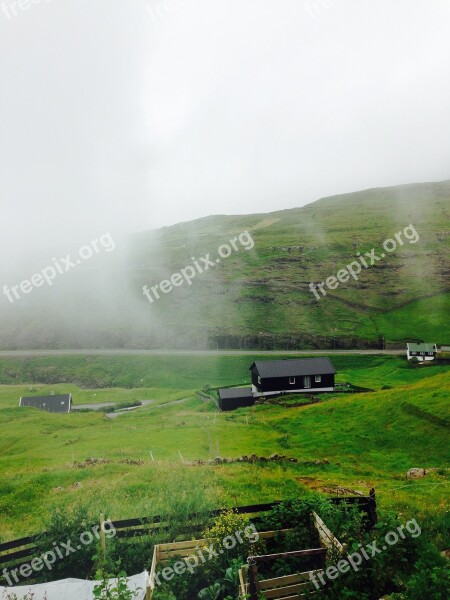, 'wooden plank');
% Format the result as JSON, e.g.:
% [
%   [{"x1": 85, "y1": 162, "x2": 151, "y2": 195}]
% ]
[
  {"x1": 0, "y1": 547, "x2": 37, "y2": 564},
  {"x1": 251, "y1": 548, "x2": 326, "y2": 563},
  {"x1": 0, "y1": 535, "x2": 39, "y2": 553},
  {"x1": 239, "y1": 567, "x2": 247, "y2": 589},
  {"x1": 158, "y1": 538, "x2": 207, "y2": 552},
  {"x1": 262, "y1": 581, "x2": 311, "y2": 598},
  {"x1": 313, "y1": 512, "x2": 346, "y2": 554},
  {"x1": 259, "y1": 570, "x2": 321, "y2": 589},
  {"x1": 263, "y1": 595, "x2": 301, "y2": 600},
  {"x1": 146, "y1": 544, "x2": 159, "y2": 599},
  {"x1": 259, "y1": 529, "x2": 291, "y2": 539}
]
